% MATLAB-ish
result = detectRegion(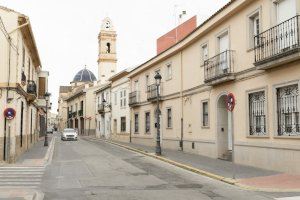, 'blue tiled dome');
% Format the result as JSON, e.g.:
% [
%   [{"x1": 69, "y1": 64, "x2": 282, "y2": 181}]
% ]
[{"x1": 73, "y1": 68, "x2": 97, "y2": 83}]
